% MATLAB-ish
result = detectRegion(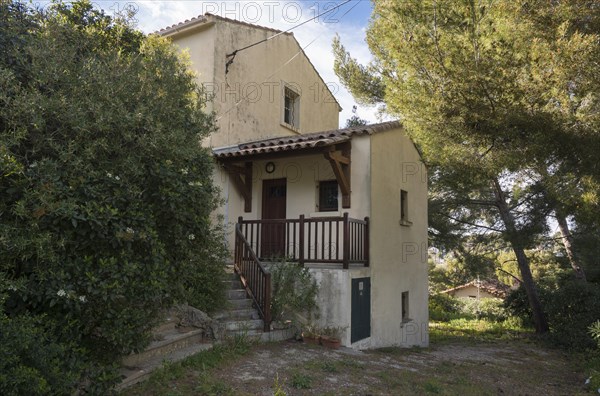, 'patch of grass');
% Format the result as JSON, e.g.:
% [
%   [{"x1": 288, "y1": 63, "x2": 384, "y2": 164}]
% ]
[
  {"x1": 423, "y1": 379, "x2": 442, "y2": 394},
  {"x1": 289, "y1": 371, "x2": 312, "y2": 389},
  {"x1": 339, "y1": 358, "x2": 364, "y2": 369},
  {"x1": 585, "y1": 352, "x2": 600, "y2": 392},
  {"x1": 121, "y1": 337, "x2": 253, "y2": 395},
  {"x1": 304, "y1": 358, "x2": 339, "y2": 373},
  {"x1": 193, "y1": 373, "x2": 232, "y2": 395},
  {"x1": 377, "y1": 371, "x2": 404, "y2": 388},
  {"x1": 430, "y1": 317, "x2": 532, "y2": 343}
]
